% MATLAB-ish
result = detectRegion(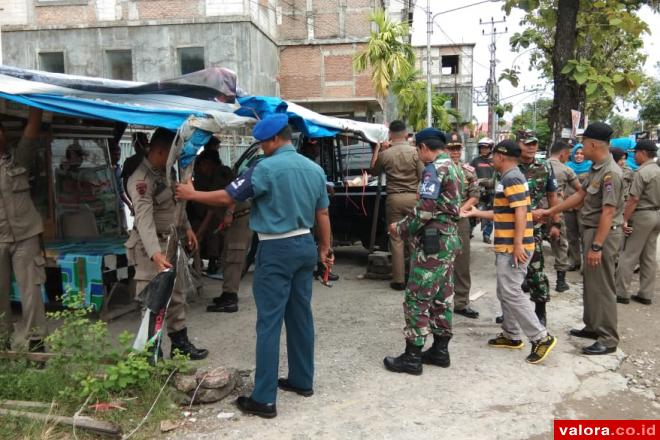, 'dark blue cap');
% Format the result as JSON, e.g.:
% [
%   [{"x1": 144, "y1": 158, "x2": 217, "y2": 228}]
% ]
[
  {"x1": 494, "y1": 139, "x2": 521, "y2": 157},
  {"x1": 415, "y1": 127, "x2": 446, "y2": 145},
  {"x1": 252, "y1": 113, "x2": 290, "y2": 141}
]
